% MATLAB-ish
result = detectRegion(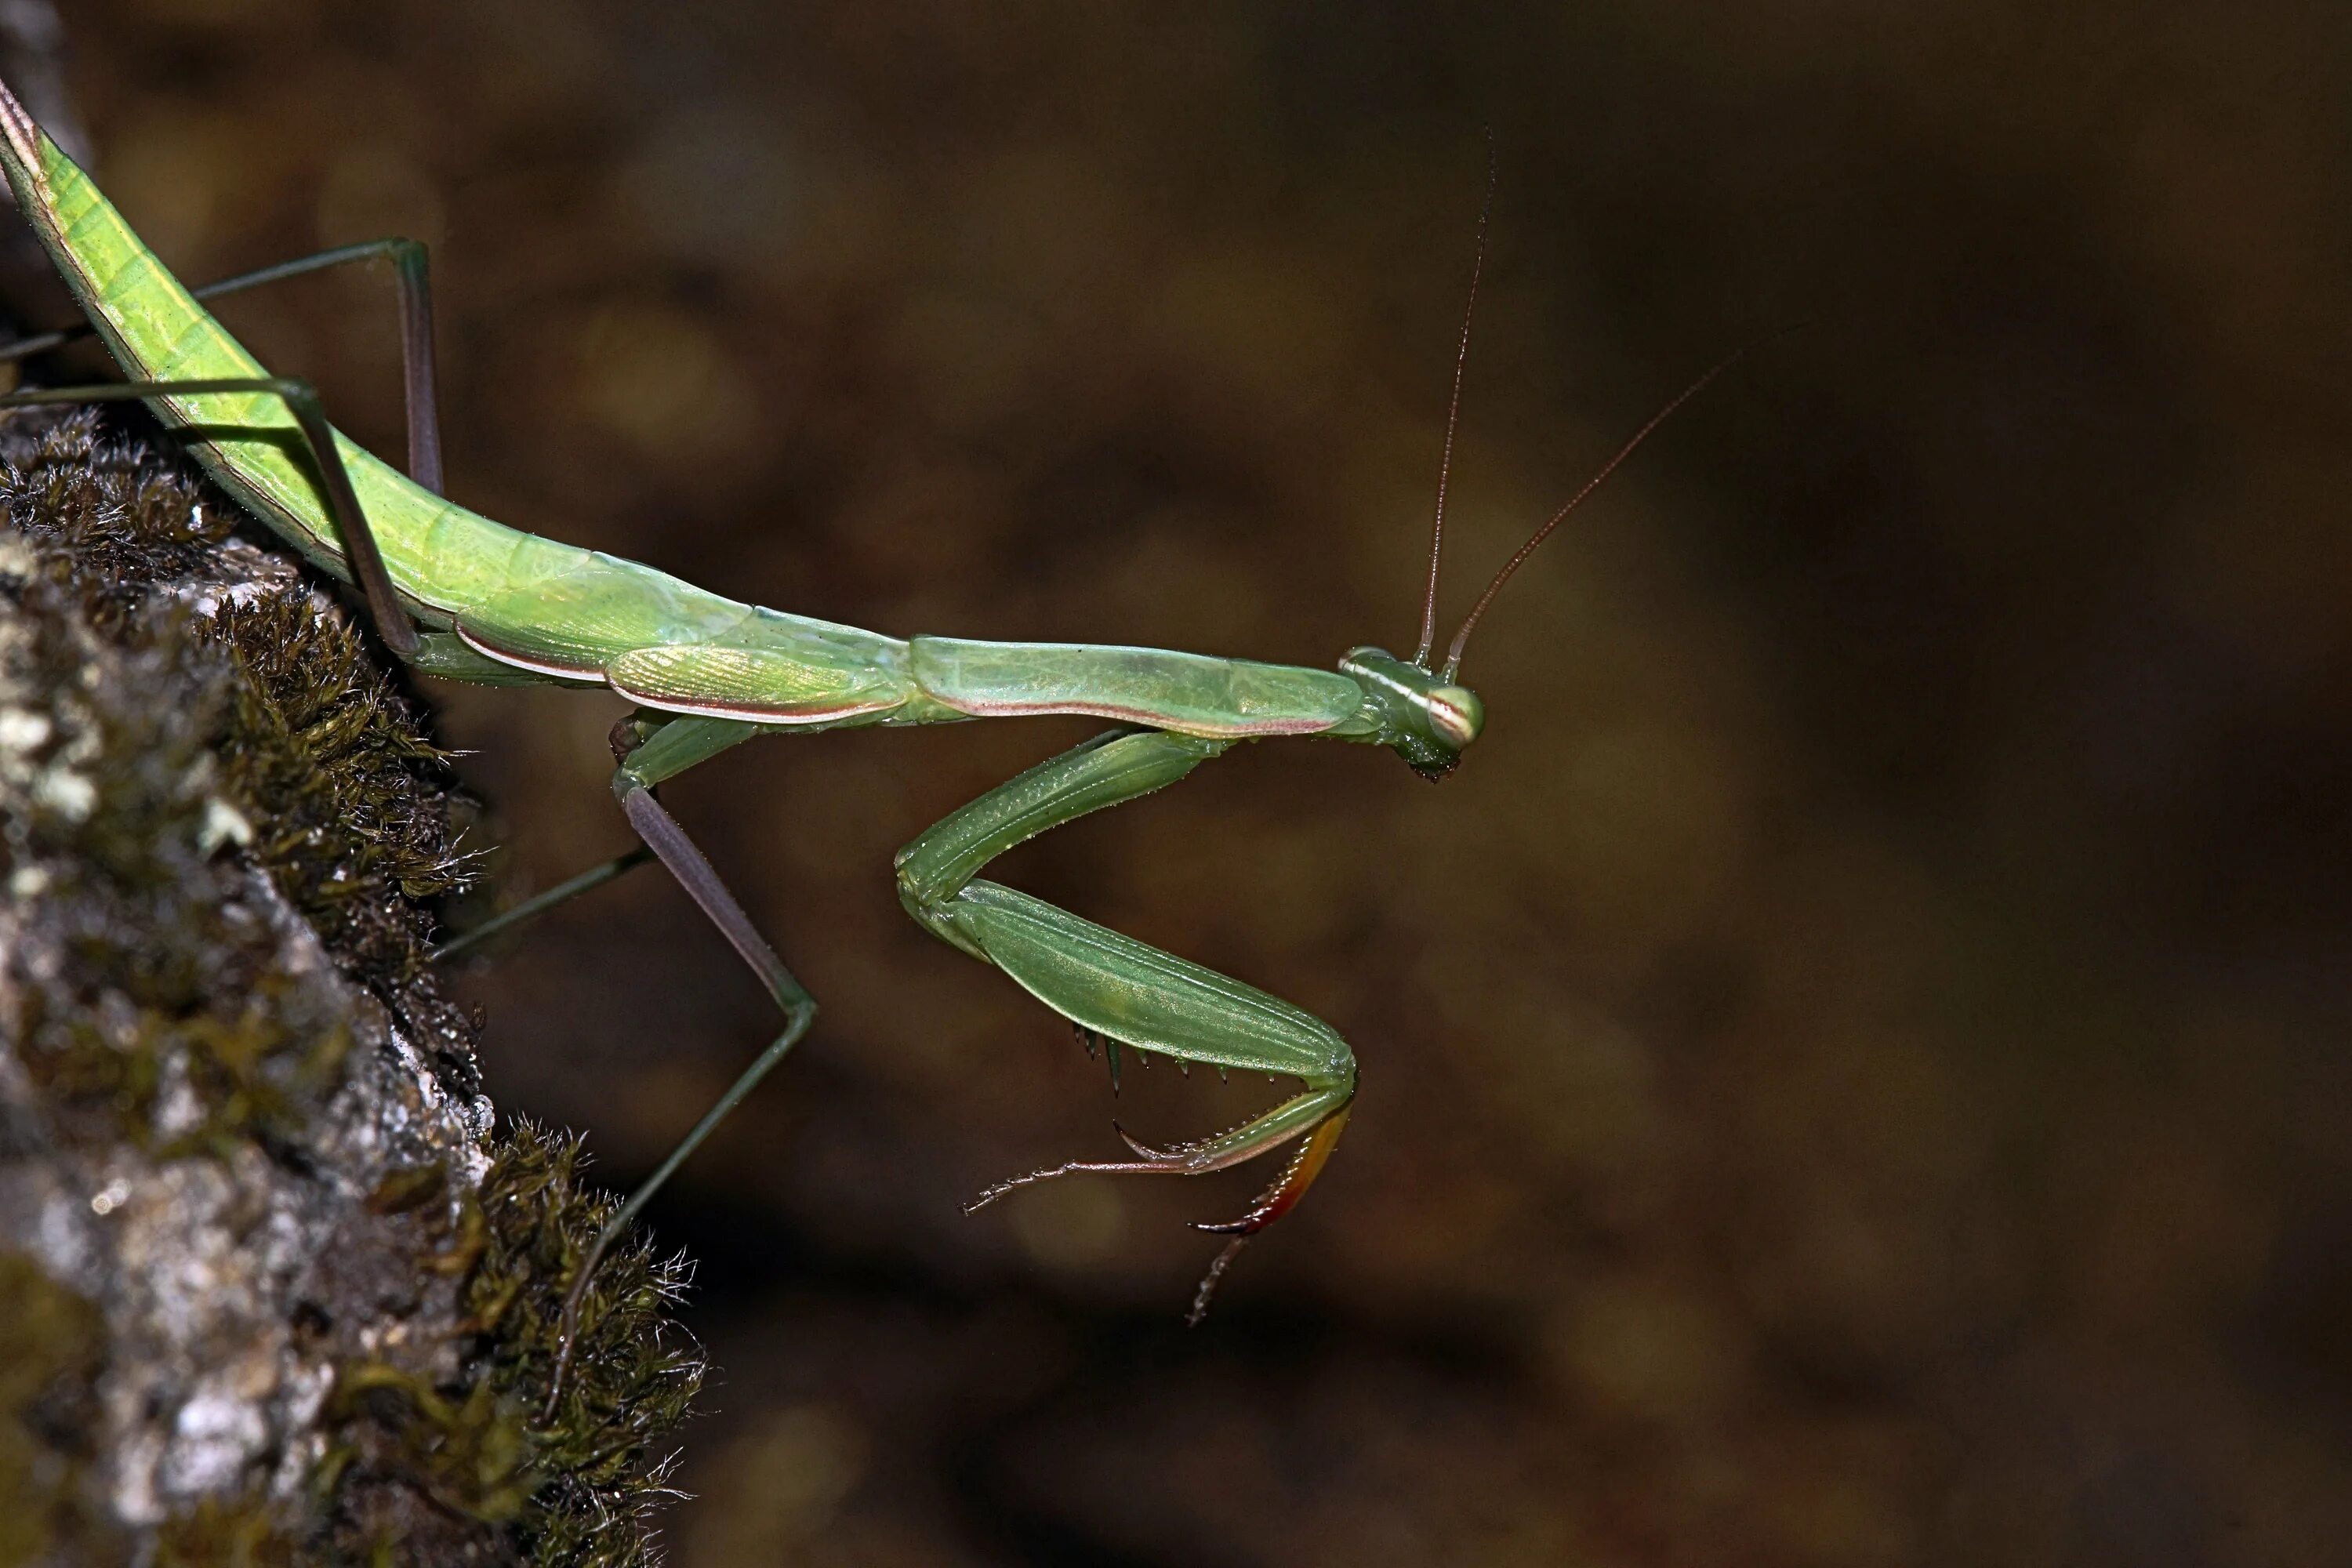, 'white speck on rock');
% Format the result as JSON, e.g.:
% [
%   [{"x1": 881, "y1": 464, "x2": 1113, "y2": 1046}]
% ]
[
  {"x1": 111, "y1": 1421, "x2": 166, "y2": 1526},
  {"x1": 30, "y1": 764, "x2": 95, "y2": 820},
  {"x1": 198, "y1": 796, "x2": 254, "y2": 852},
  {"x1": 149, "y1": 1050, "x2": 205, "y2": 1144},
  {"x1": 160, "y1": 1381, "x2": 271, "y2": 1498},
  {"x1": 0, "y1": 703, "x2": 52, "y2": 752}
]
